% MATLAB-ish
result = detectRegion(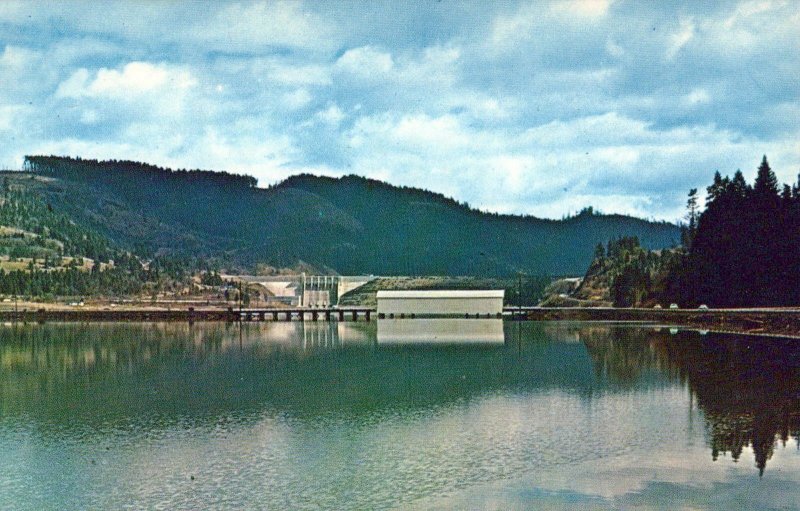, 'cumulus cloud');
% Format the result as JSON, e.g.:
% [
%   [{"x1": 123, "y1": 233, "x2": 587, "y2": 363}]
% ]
[
  {"x1": 57, "y1": 62, "x2": 196, "y2": 99},
  {"x1": 0, "y1": 1, "x2": 798, "y2": 221}
]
